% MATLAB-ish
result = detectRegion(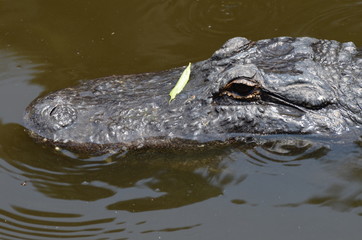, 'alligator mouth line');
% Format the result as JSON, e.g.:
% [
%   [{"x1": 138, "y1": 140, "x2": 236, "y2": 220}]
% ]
[
  {"x1": 262, "y1": 89, "x2": 332, "y2": 111},
  {"x1": 212, "y1": 93, "x2": 307, "y2": 115},
  {"x1": 261, "y1": 91, "x2": 306, "y2": 112}
]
